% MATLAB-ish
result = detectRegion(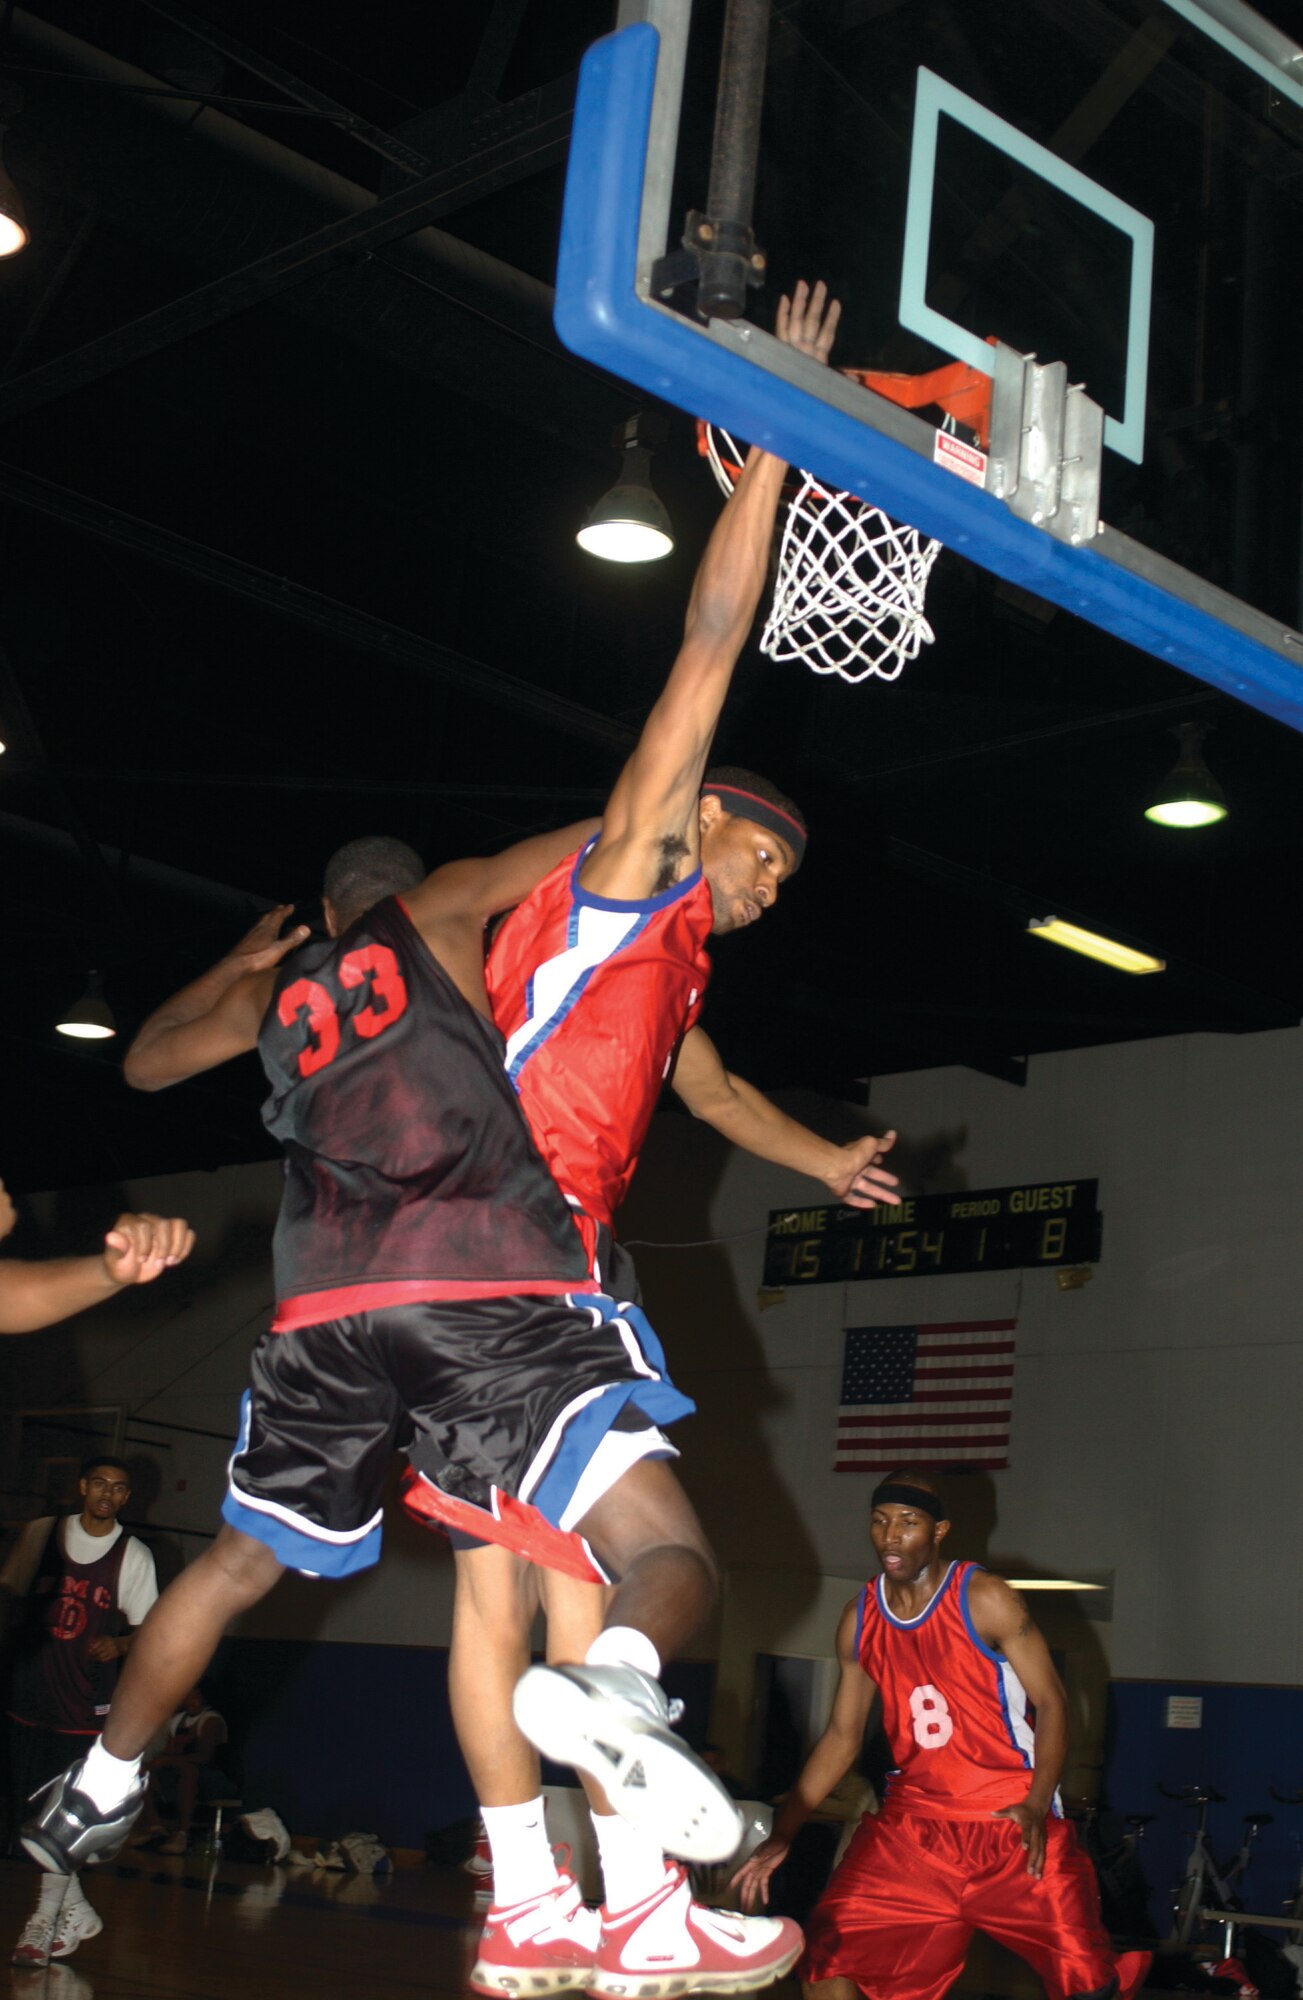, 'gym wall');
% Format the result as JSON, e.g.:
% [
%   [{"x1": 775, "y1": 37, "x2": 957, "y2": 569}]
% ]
[{"x1": 2, "y1": 1020, "x2": 1298, "y2": 1862}]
